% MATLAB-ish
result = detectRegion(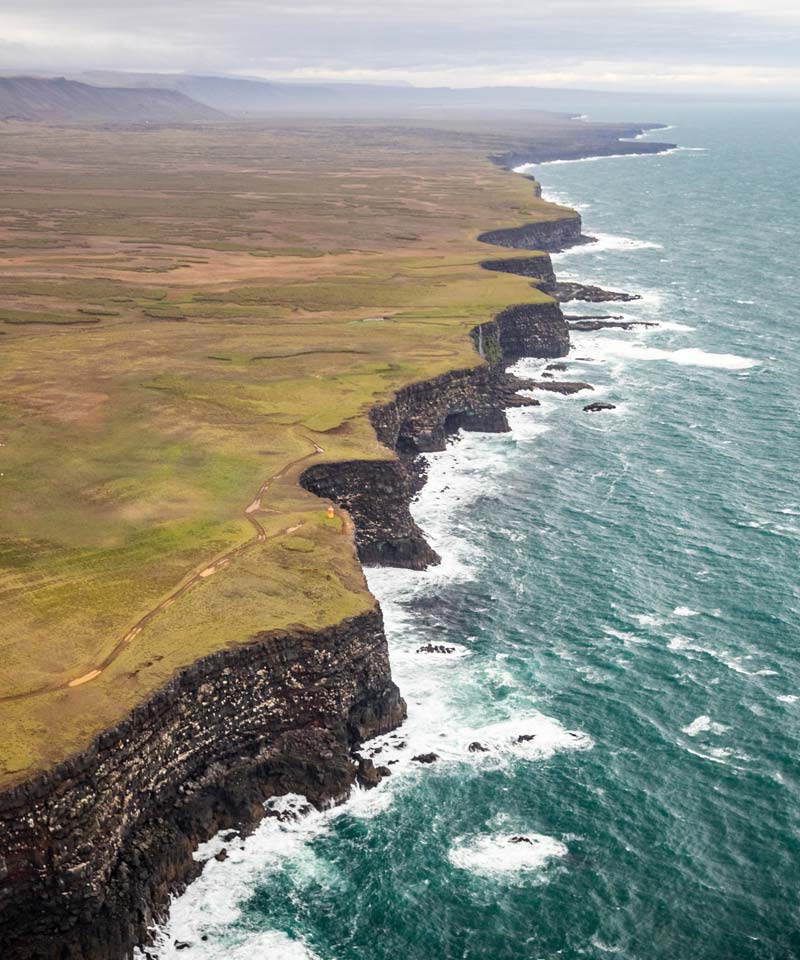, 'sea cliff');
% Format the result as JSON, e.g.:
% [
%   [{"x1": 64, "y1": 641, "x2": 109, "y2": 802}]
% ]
[
  {"x1": 301, "y1": 300, "x2": 567, "y2": 570},
  {"x1": 0, "y1": 176, "x2": 595, "y2": 960}
]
